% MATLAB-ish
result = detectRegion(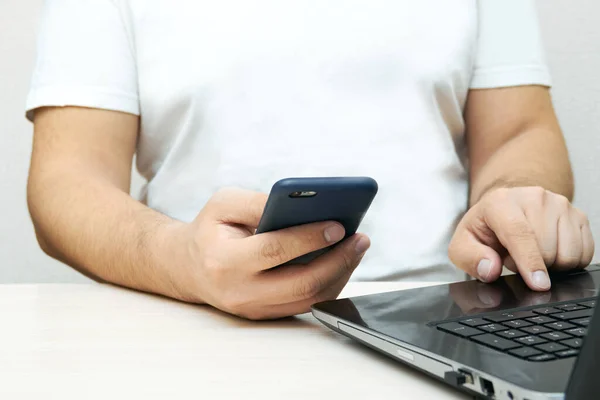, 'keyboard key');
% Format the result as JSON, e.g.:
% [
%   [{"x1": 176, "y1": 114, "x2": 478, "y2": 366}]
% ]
[
  {"x1": 497, "y1": 330, "x2": 528, "y2": 339},
  {"x1": 578, "y1": 300, "x2": 596, "y2": 308},
  {"x1": 529, "y1": 354, "x2": 556, "y2": 362},
  {"x1": 485, "y1": 310, "x2": 537, "y2": 323},
  {"x1": 532, "y1": 307, "x2": 561, "y2": 315},
  {"x1": 527, "y1": 316, "x2": 556, "y2": 324},
  {"x1": 509, "y1": 347, "x2": 542, "y2": 359},
  {"x1": 555, "y1": 303, "x2": 586, "y2": 312},
  {"x1": 460, "y1": 318, "x2": 490, "y2": 327},
  {"x1": 479, "y1": 324, "x2": 506, "y2": 333},
  {"x1": 545, "y1": 321, "x2": 576, "y2": 331},
  {"x1": 438, "y1": 323, "x2": 483, "y2": 338},
  {"x1": 472, "y1": 334, "x2": 521, "y2": 351},
  {"x1": 572, "y1": 318, "x2": 590, "y2": 327},
  {"x1": 504, "y1": 319, "x2": 532, "y2": 328},
  {"x1": 556, "y1": 349, "x2": 579, "y2": 358},
  {"x1": 516, "y1": 336, "x2": 548, "y2": 346},
  {"x1": 535, "y1": 342, "x2": 569, "y2": 353},
  {"x1": 553, "y1": 309, "x2": 594, "y2": 321},
  {"x1": 521, "y1": 325, "x2": 551, "y2": 335},
  {"x1": 561, "y1": 338, "x2": 584, "y2": 349},
  {"x1": 540, "y1": 331, "x2": 573, "y2": 341},
  {"x1": 565, "y1": 327, "x2": 587, "y2": 337}
]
